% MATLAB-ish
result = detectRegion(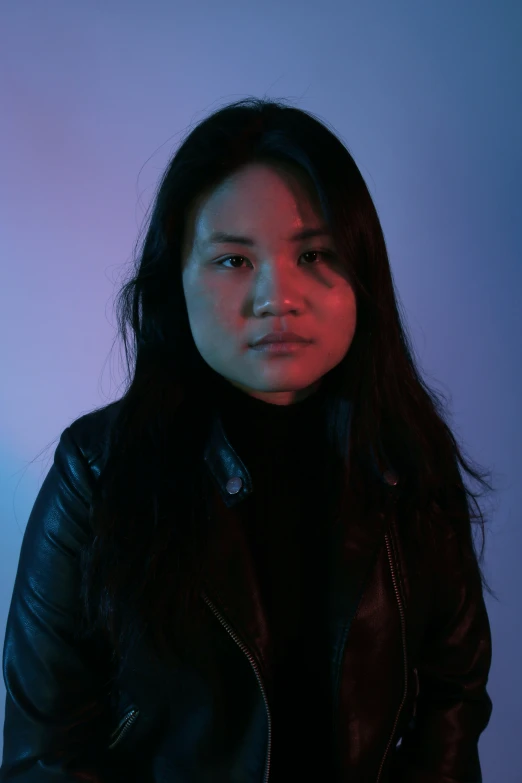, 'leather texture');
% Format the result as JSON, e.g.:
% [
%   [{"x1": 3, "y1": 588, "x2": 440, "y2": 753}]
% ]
[{"x1": 0, "y1": 400, "x2": 493, "y2": 782}]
